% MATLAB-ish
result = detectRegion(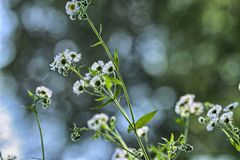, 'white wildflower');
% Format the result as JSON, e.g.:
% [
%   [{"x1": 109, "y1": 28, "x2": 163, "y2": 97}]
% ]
[
  {"x1": 206, "y1": 117, "x2": 218, "y2": 131},
  {"x1": 220, "y1": 112, "x2": 233, "y2": 124},
  {"x1": 35, "y1": 86, "x2": 52, "y2": 99},
  {"x1": 136, "y1": 126, "x2": 149, "y2": 137},
  {"x1": 73, "y1": 80, "x2": 85, "y2": 95},
  {"x1": 103, "y1": 61, "x2": 115, "y2": 74},
  {"x1": 223, "y1": 102, "x2": 239, "y2": 112},
  {"x1": 83, "y1": 72, "x2": 92, "y2": 81},
  {"x1": 65, "y1": 0, "x2": 79, "y2": 16},
  {"x1": 6, "y1": 154, "x2": 17, "y2": 160},
  {"x1": 91, "y1": 60, "x2": 105, "y2": 72},
  {"x1": 198, "y1": 116, "x2": 206, "y2": 124},
  {"x1": 190, "y1": 102, "x2": 204, "y2": 116},
  {"x1": 90, "y1": 75, "x2": 103, "y2": 88},
  {"x1": 87, "y1": 113, "x2": 109, "y2": 130},
  {"x1": 111, "y1": 148, "x2": 137, "y2": 160},
  {"x1": 207, "y1": 104, "x2": 222, "y2": 119},
  {"x1": 66, "y1": 50, "x2": 81, "y2": 62},
  {"x1": 175, "y1": 94, "x2": 195, "y2": 117}
]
